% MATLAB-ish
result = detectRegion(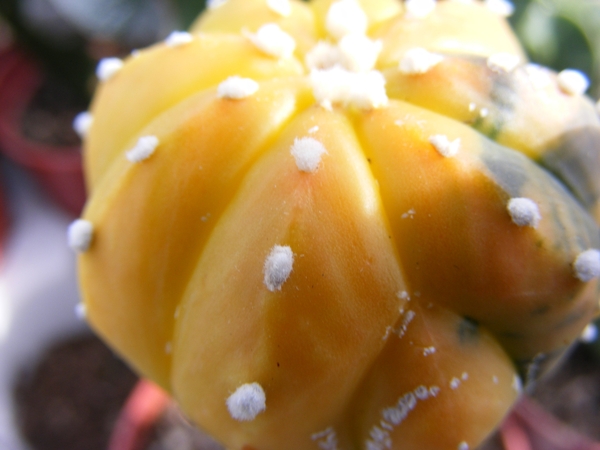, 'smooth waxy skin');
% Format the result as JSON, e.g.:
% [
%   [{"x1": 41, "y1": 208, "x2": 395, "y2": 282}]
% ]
[{"x1": 78, "y1": 1, "x2": 600, "y2": 449}]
